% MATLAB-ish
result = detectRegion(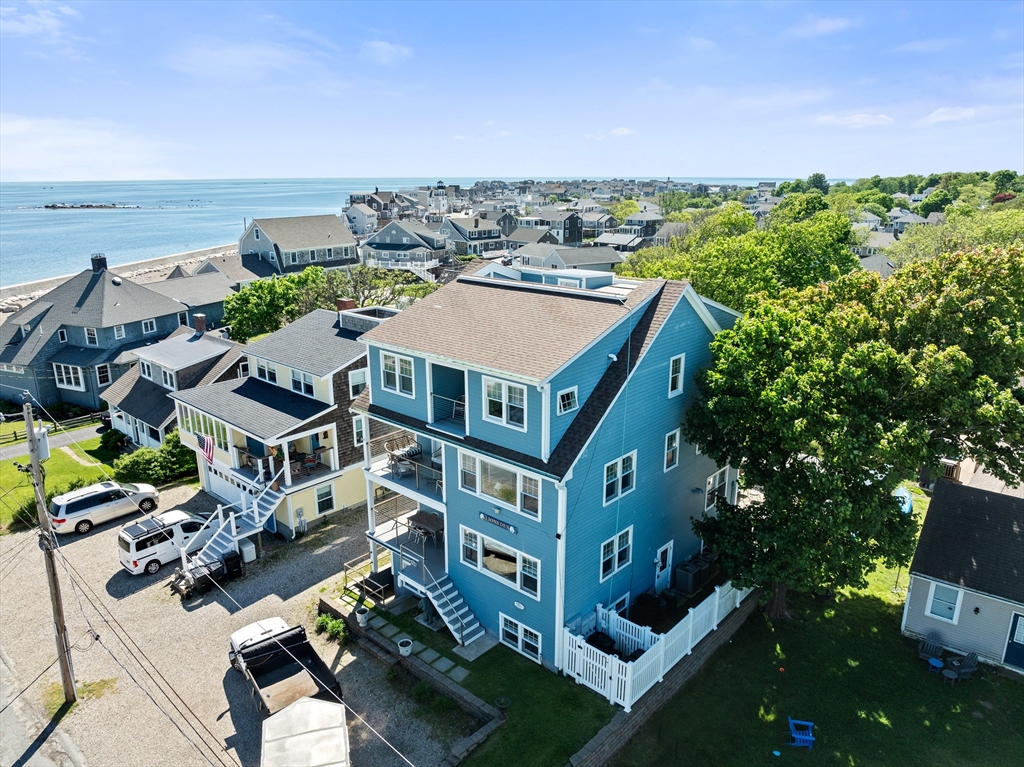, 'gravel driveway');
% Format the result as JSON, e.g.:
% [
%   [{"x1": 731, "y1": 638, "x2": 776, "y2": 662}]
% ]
[{"x1": 0, "y1": 486, "x2": 449, "y2": 767}]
